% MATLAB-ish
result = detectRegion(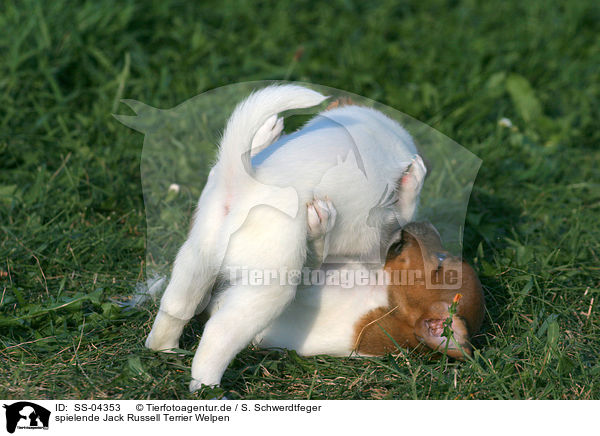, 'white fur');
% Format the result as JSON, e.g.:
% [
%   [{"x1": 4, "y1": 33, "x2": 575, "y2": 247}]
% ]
[
  {"x1": 253, "y1": 262, "x2": 389, "y2": 356},
  {"x1": 254, "y1": 170, "x2": 426, "y2": 357},
  {"x1": 145, "y1": 85, "x2": 425, "y2": 391}
]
